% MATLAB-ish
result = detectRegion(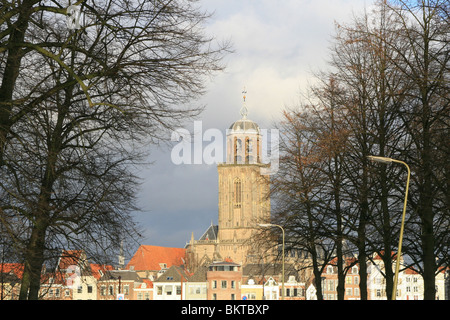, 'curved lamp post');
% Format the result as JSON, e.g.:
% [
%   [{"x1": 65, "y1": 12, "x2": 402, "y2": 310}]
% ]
[
  {"x1": 258, "y1": 223, "x2": 285, "y2": 300},
  {"x1": 368, "y1": 156, "x2": 410, "y2": 300}
]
